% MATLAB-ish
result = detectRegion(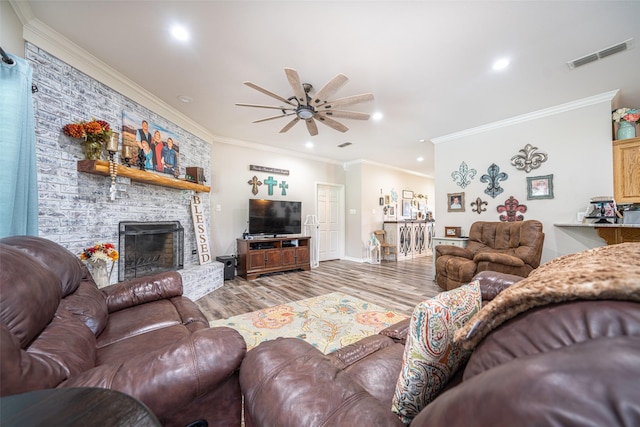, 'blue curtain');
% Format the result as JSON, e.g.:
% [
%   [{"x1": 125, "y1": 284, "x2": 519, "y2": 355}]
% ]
[{"x1": 0, "y1": 51, "x2": 38, "y2": 238}]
